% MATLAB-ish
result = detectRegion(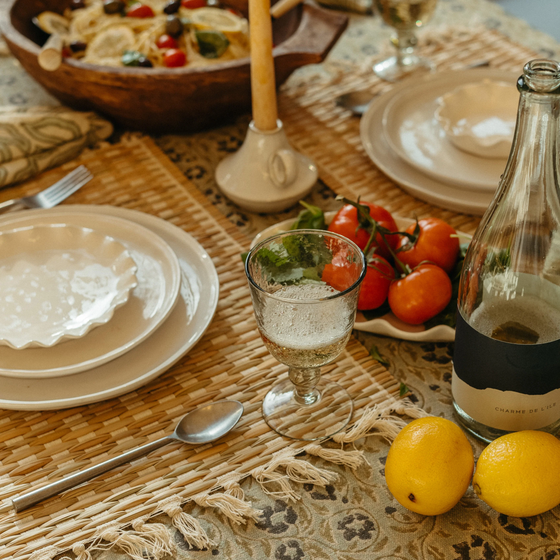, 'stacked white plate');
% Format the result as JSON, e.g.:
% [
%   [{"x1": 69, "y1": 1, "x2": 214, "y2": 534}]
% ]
[
  {"x1": 0, "y1": 205, "x2": 219, "y2": 411},
  {"x1": 360, "y1": 68, "x2": 520, "y2": 216}
]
